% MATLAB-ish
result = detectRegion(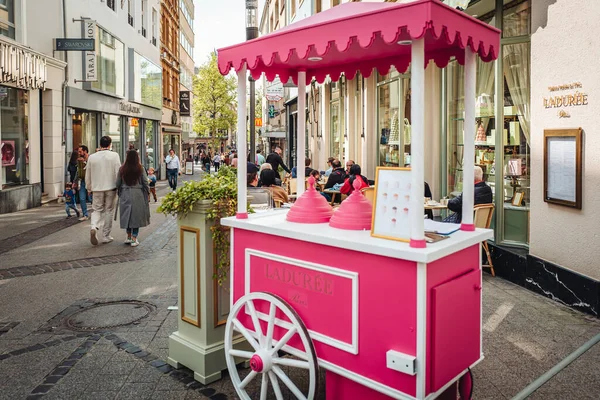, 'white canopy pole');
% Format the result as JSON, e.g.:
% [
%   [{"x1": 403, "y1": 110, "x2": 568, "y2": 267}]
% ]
[
  {"x1": 461, "y1": 48, "x2": 476, "y2": 231},
  {"x1": 236, "y1": 65, "x2": 248, "y2": 218},
  {"x1": 297, "y1": 71, "x2": 307, "y2": 196},
  {"x1": 409, "y1": 38, "x2": 426, "y2": 248}
]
